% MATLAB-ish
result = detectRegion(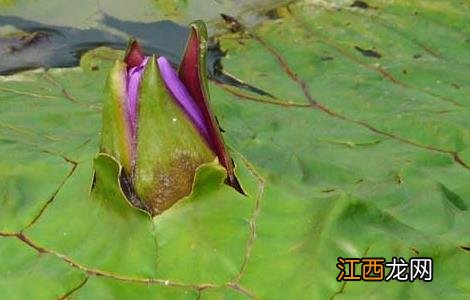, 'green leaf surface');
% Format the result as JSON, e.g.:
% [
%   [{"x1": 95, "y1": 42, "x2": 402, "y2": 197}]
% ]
[{"x1": 0, "y1": 0, "x2": 469, "y2": 299}]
